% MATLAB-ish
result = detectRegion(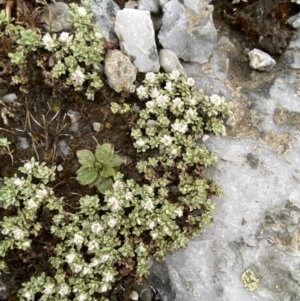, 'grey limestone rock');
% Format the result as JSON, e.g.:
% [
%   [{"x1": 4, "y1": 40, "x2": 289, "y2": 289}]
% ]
[
  {"x1": 39, "y1": 2, "x2": 71, "y2": 33},
  {"x1": 158, "y1": 0, "x2": 217, "y2": 64},
  {"x1": 88, "y1": 0, "x2": 120, "y2": 42},
  {"x1": 115, "y1": 9, "x2": 160, "y2": 72},
  {"x1": 159, "y1": 49, "x2": 186, "y2": 76},
  {"x1": 138, "y1": 0, "x2": 160, "y2": 14},
  {"x1": 248, "y1": 49, "x2": 276, "y2": 72},
  {"x1": 104, "y1": 50, "x2": 137, "y2": 92},
  {"x1": 287, "y1": 12, "x2": 300, "y2": 29}
]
